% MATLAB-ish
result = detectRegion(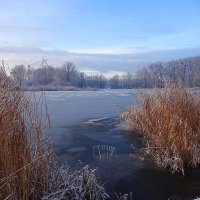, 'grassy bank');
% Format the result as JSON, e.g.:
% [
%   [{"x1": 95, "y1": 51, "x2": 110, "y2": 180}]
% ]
[{"x1": 122, "y1": 84, "x2": 200, "y2": 175}]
